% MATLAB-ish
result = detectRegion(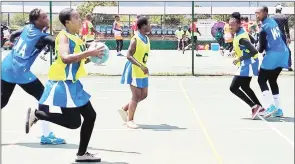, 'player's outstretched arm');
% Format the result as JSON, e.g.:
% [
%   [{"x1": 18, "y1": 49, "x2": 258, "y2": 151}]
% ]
[{"x1": 58, "y1": 34, "x2": 104, "y2": 64}]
